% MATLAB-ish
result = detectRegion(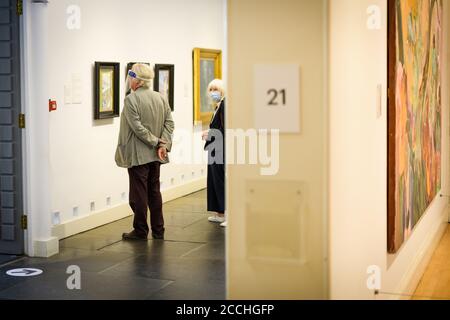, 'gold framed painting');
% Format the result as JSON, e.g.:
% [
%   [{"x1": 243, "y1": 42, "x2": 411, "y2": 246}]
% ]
[{"x1": 193, "y1": 48, "x2": 222, "y2": 125}]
